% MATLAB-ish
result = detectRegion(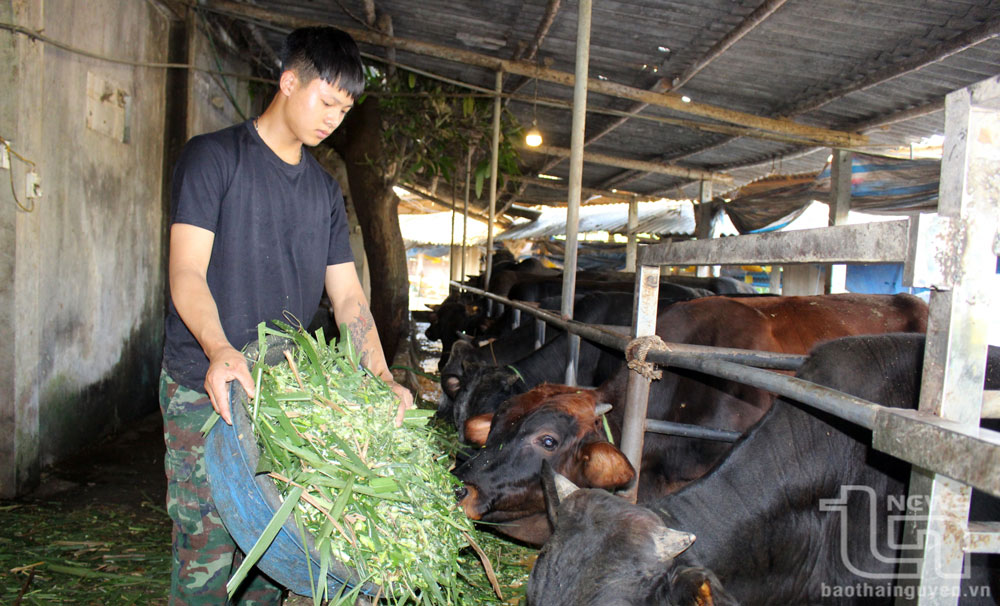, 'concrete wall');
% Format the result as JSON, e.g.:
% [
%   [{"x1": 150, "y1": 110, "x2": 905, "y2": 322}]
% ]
[
  {"x1": 0, "y1": 0, "x2": 171, "y2": 496},
  {"x1": 0, "y1": 0, "x2": 260, "y2": 497}
]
